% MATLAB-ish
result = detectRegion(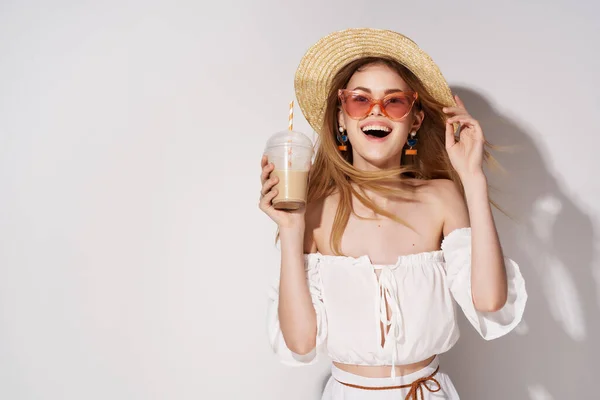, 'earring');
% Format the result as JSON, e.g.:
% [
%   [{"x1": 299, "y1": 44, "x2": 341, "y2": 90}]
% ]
[
  {"x1": 337, "y1": 126, "x2": 348, "y2": 151},
  {"x1": 405, "y1": 131, "x2": 418, "y2": 155}
]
